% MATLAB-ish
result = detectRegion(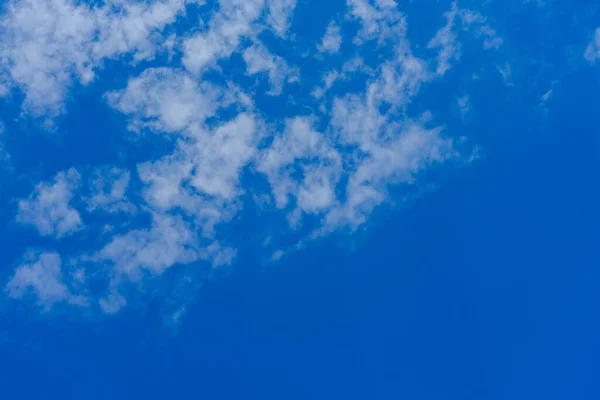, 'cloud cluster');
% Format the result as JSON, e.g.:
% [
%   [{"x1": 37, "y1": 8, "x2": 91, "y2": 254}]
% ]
[
  {"x1": 2, "y1": 0, "x2": 494, "y2": 317},
  {"x1": 0, "y1": 0, "x2": 194, "y2": 120}
]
